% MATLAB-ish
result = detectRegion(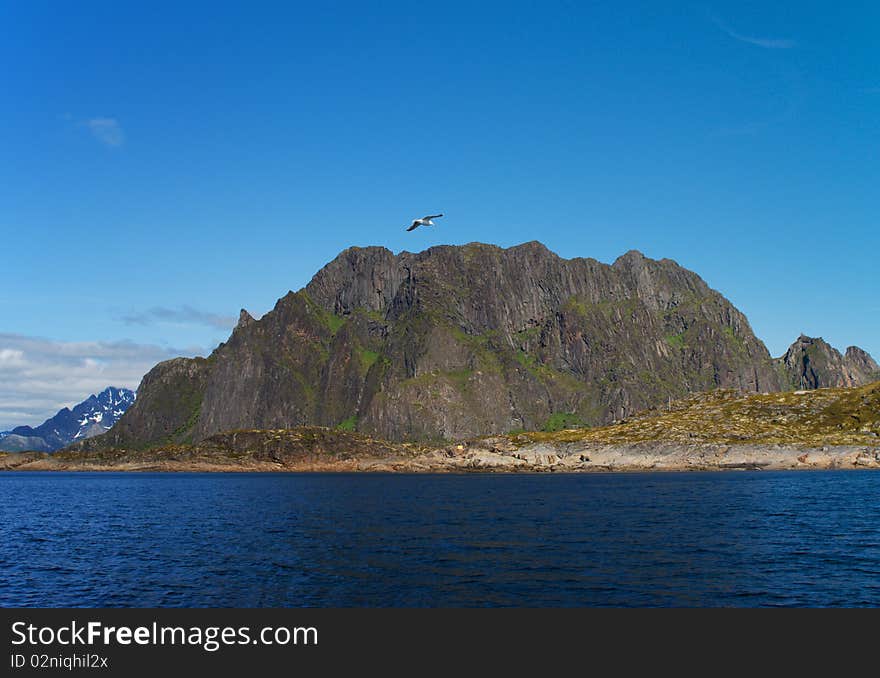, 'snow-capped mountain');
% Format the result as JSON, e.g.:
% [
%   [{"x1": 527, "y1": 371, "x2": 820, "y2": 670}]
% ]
[{"x1": 0, "y1": 387, "x2": 136, "y2": 452}]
